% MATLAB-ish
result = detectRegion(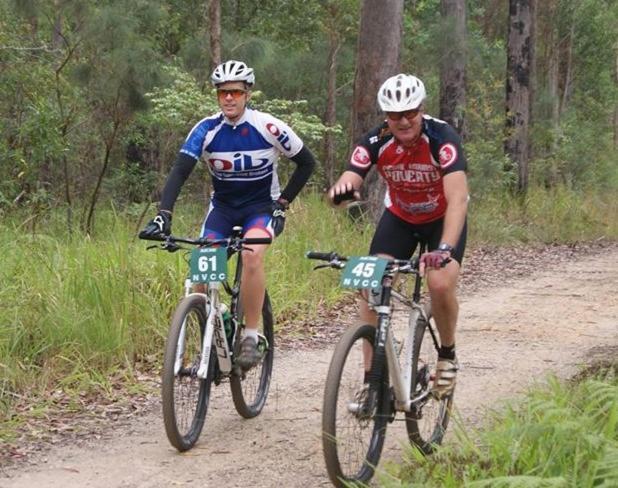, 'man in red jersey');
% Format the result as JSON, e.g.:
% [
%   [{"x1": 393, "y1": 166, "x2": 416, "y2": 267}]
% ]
[{"x1": 328, "y1": 73, "x2": 468, "y2": 397}]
